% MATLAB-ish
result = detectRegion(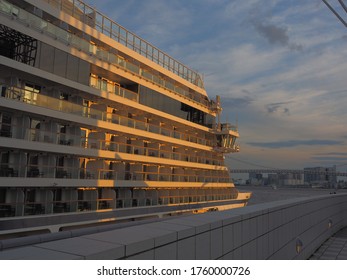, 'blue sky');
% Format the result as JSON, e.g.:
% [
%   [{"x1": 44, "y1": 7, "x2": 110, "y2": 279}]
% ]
[{"x1": 84, "y1": 0, "x2": 347, "y2": 172}]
